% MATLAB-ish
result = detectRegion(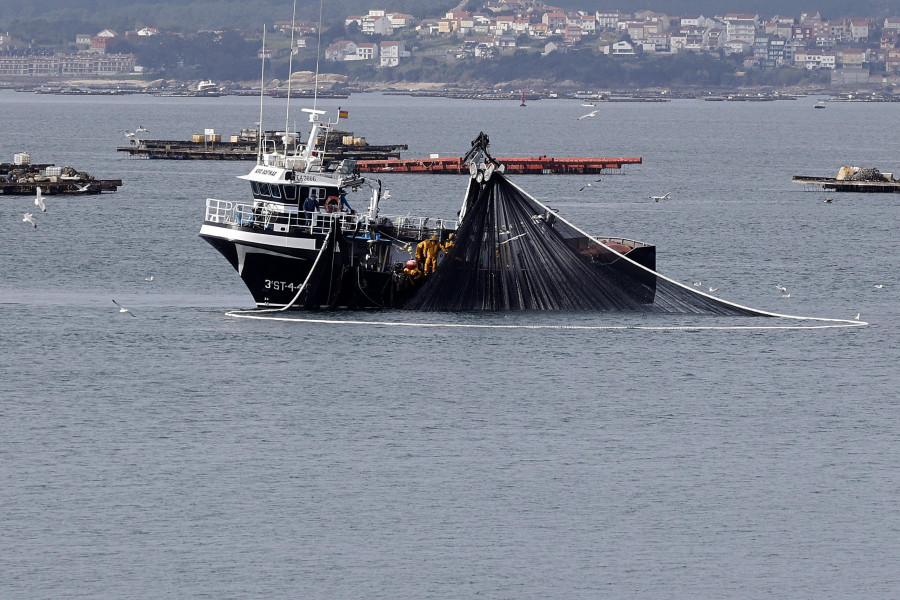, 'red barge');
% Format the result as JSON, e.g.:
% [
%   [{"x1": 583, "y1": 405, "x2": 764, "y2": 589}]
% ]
[{"x1": 357, "y1": 155, "x2": 641, "y2": 175}]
